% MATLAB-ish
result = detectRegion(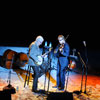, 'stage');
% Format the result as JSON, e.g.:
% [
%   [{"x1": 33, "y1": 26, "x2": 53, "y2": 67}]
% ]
[
  {"x1": 0, "y1": 46, "x2": 100, "y2": 100},
  {"x1": 0, "y1": 66, "x2": 100, "y2": 100}
]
